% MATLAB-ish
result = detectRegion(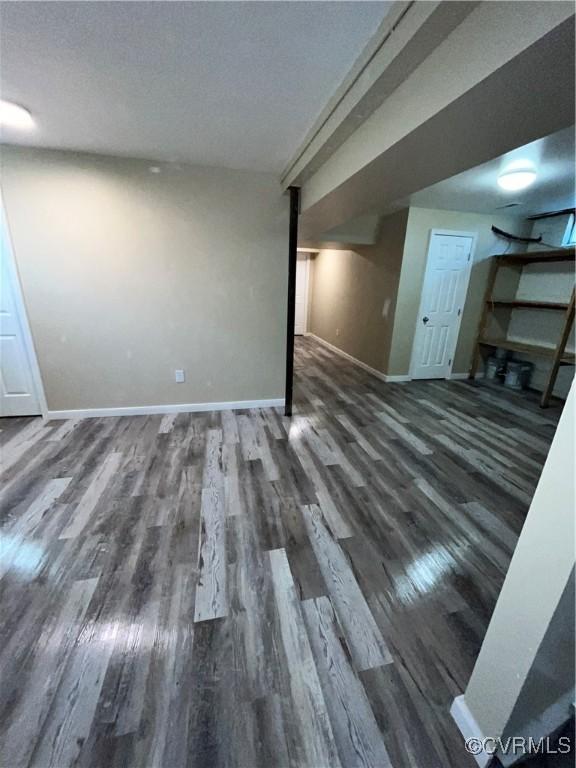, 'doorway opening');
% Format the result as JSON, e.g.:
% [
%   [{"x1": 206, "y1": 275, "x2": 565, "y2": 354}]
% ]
[{"x1": 294, "y1": 252, "x2": 310, "y2": 336}]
